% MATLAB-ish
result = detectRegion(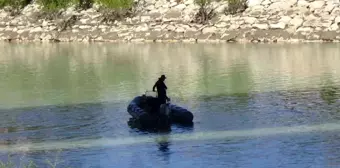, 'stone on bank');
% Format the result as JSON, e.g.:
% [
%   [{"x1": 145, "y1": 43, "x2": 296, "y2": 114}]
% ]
[{"x1": 0, "y1": 0, "x2": 339, "y2": 42}]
